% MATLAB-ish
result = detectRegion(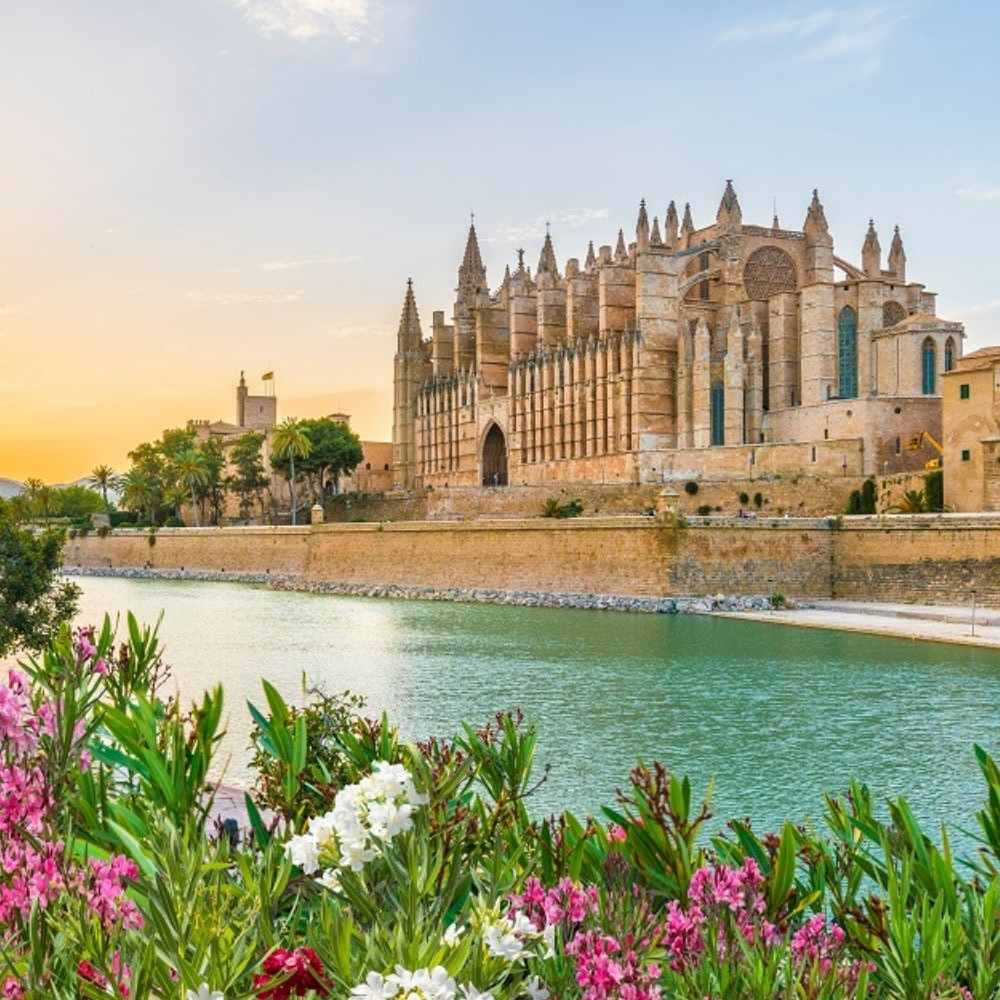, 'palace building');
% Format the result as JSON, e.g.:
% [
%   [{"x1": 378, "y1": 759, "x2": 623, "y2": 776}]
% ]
[{"x1": 391, "y1": 182, "x2": 964, "y2": 490}]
